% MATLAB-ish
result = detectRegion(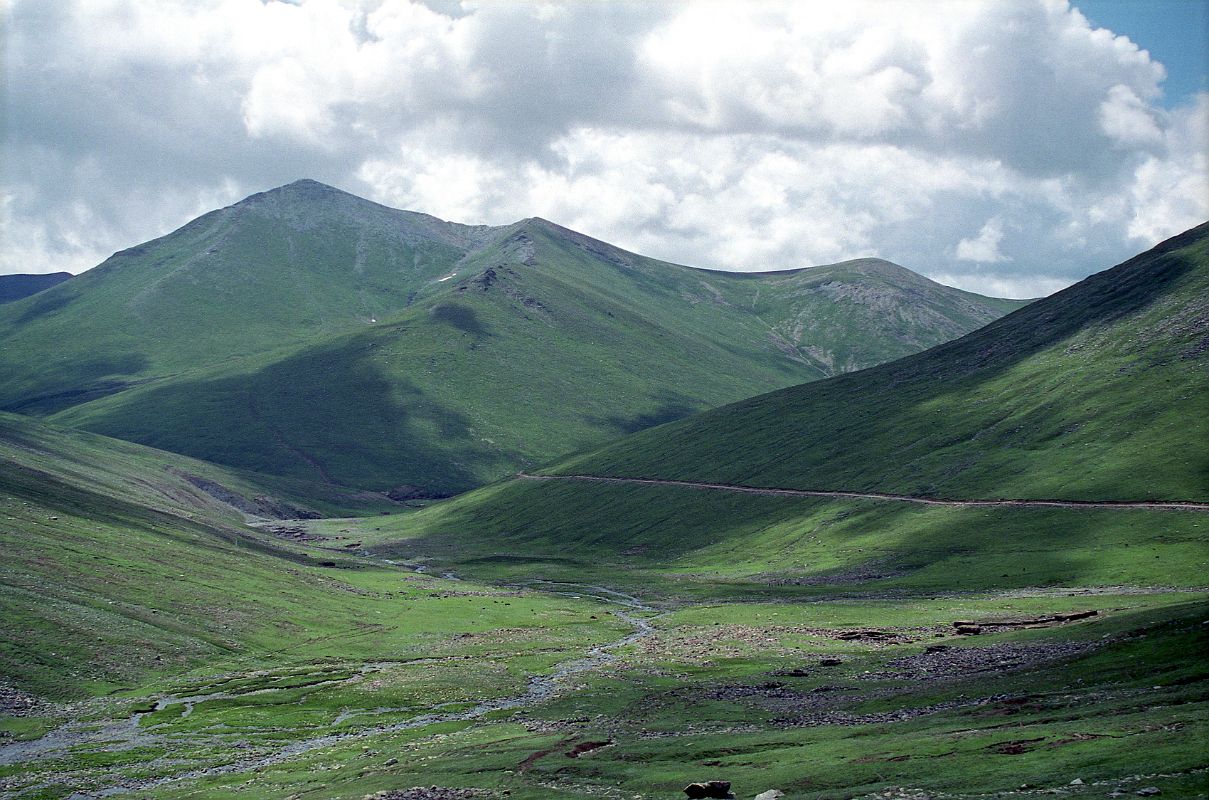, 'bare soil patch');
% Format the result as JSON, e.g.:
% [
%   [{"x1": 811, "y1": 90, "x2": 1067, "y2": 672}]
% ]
[
  {"x1": 862, "y1": 639, "x2": 1102, "y2": 681},
  {"x1": 366, "y1": 789, "x2": 495, "y2": 800}
]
